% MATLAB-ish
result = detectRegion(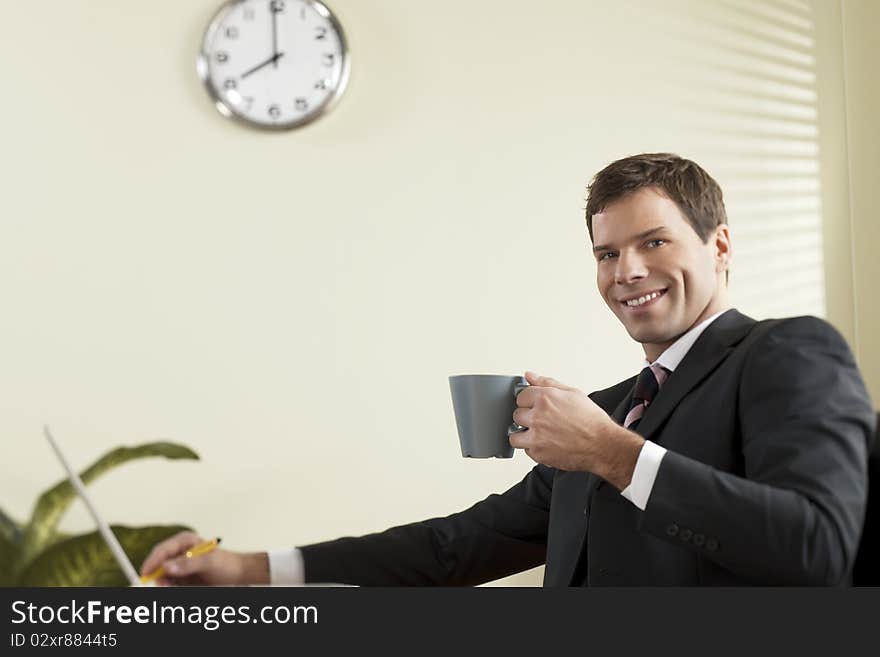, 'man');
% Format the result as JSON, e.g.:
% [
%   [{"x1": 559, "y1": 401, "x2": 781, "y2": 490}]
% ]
[{"x1": 142, "y1": 153, "x2": 875, "y2": 586}]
